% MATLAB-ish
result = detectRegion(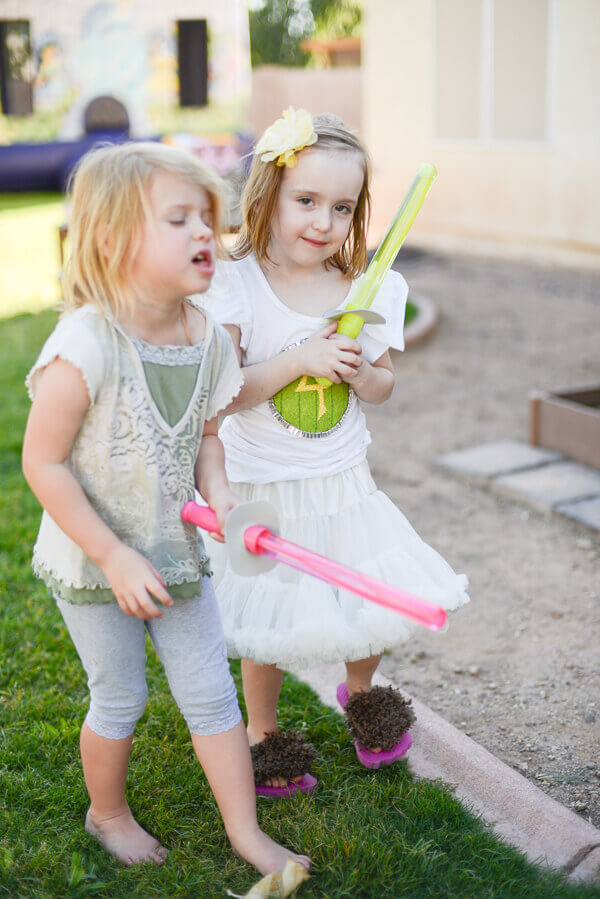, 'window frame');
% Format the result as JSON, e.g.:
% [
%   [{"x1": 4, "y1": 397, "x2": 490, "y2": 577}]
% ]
[
  {"x1": 432, "y1": 0, "x2": 556, "y2": 148},
  {"x1": 177, "y1": 18, "x2": 209, "y2": 109},
  {"x1": 0, "y1": 19, "x2": 34, "y2": 116}
]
